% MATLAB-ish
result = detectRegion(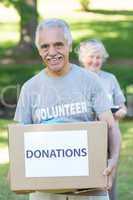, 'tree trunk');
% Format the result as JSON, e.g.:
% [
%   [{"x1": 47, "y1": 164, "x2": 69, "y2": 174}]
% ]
[
  {"x1": 18, "y1": 0, "x2": 38, "y2": 52},
  {"x1": 80, "y1": 0, "x2": 90, "y2": 11}
]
